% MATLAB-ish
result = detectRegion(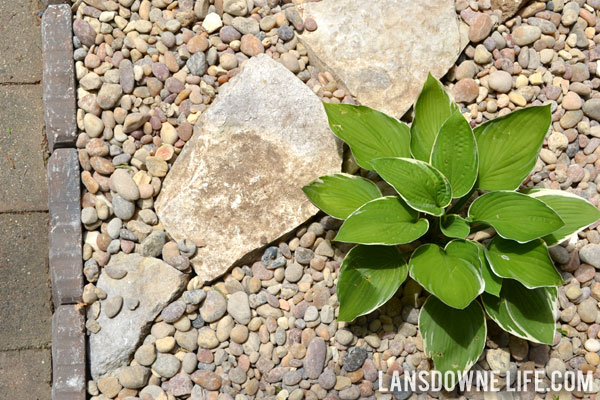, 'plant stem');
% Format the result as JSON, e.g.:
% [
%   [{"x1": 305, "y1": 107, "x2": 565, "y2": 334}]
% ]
[{"x1": 447, "y1": 187, "x2": 477, "y2": 215}]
